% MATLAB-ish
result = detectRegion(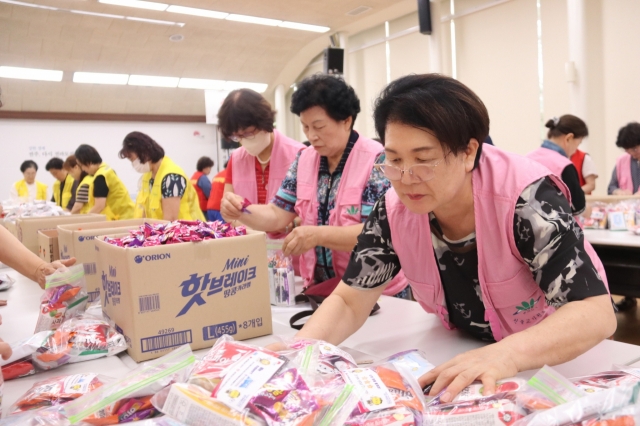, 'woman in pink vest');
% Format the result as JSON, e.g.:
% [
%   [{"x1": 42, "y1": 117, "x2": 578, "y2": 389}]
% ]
[
  {"x1": 218, "y1": 89, "x2": 303, "y2": 210},
  {"x1": 526, "y1": 115, "x2": 588, "y2": 215},
  {"x1": 608, "y1": 122, "x2": 640, "y2": 195},
  {"x1": 268, "y1": 74, "x2": 616, "y2": 403},
  {"x1": 221, "y1": 75, "x2": 409, "y2": 297}
]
